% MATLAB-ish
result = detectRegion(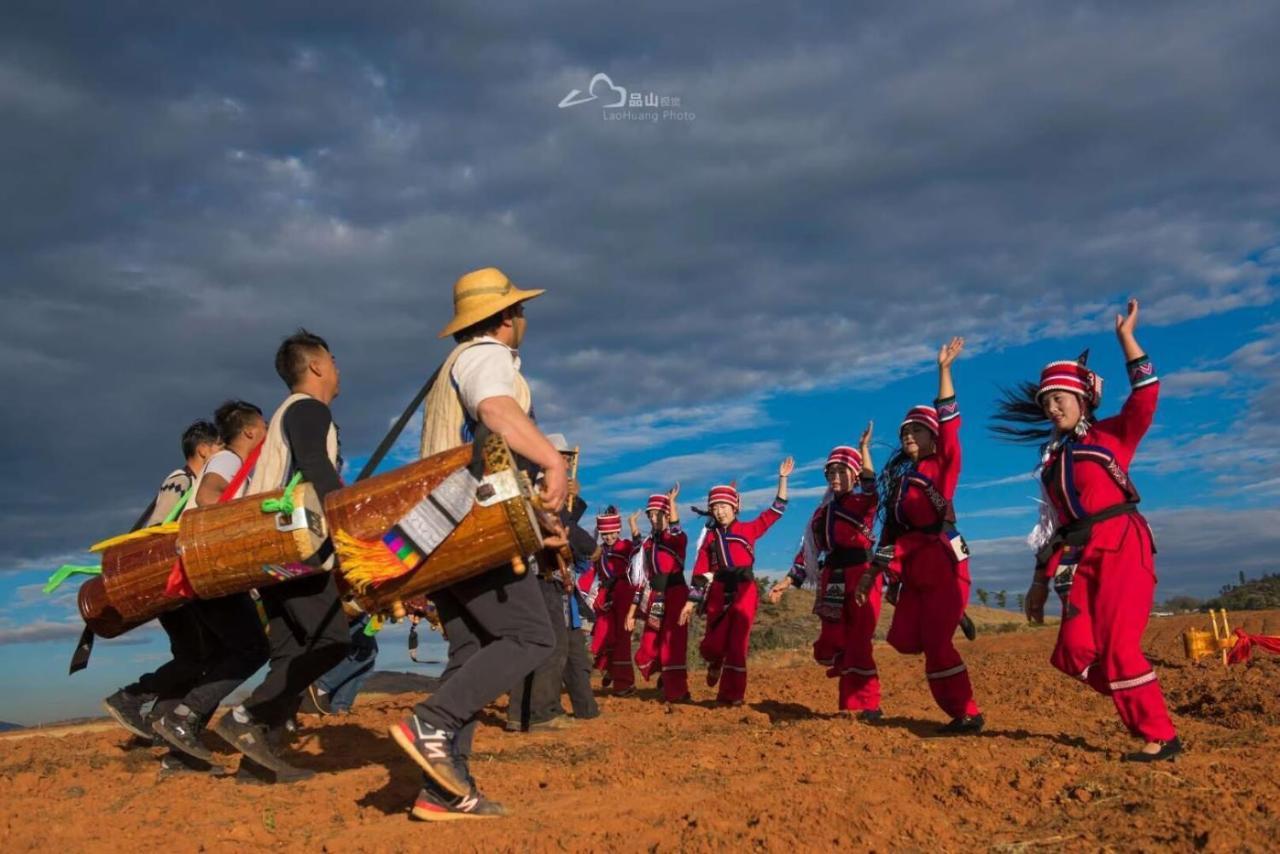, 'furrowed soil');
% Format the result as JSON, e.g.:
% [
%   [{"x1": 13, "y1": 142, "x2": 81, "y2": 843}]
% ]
[{"x1": 3, "y1": 608, "x2": 1279, "y2": 852}]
